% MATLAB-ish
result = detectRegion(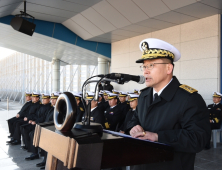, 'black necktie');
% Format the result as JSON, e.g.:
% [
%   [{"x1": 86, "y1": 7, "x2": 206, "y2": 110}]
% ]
[{"x1": 153, "y1": 93, "x2": 158, "y2": 102}]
